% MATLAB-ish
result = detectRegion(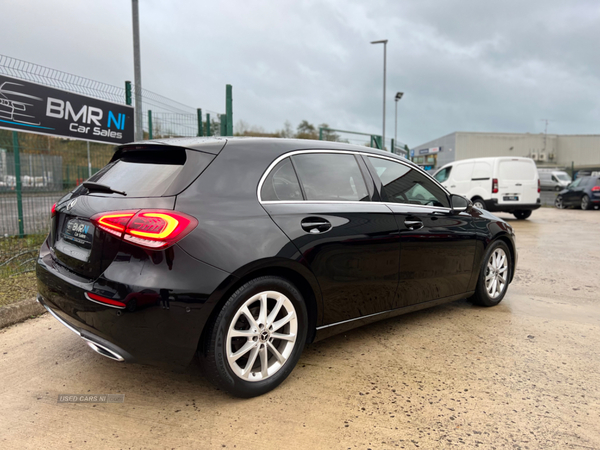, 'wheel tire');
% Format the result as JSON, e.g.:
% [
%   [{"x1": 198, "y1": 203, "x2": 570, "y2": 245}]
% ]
[
  {"x1": 581, "y1": 195, "x2": 591, "y2": 210},
  {"x1": 555, "y1": 185, "x2": 561, "y2": 191},
  {"x1": 555, "y1": 196, "x2": 565, "y2": 209},
  {"x1": 513, "y1": 210, "x2": 532, "y2": 220},
  {"x1": 472, "y1": 198, "x2": 486, "y2": 210},
  {"x1": 471, "y1": 240, "x2": 512, "y2": 307},
  {"x1": 201, "y1": 276, "x2": 308, "y2": 398}
]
